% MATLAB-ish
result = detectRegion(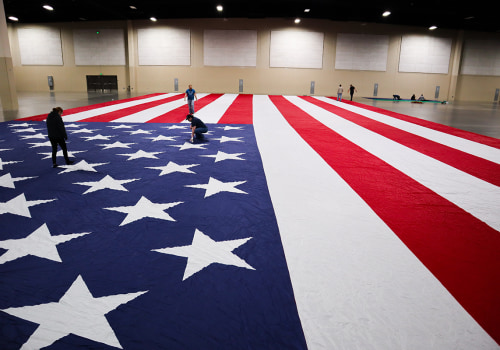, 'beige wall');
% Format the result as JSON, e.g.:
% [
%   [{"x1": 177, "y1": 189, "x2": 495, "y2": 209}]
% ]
[{"x1": 7, "y1": 18, "x2": 500, "y2": 102}]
